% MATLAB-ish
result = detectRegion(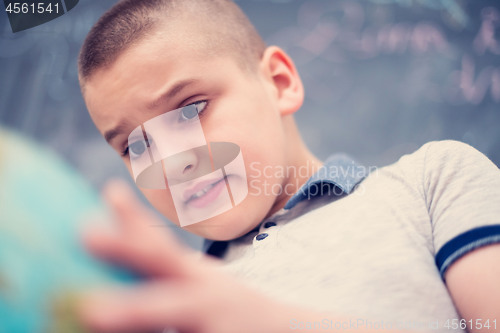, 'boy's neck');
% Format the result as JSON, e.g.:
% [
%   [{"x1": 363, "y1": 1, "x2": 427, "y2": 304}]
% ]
[{"x1": 267, "y1": 116, "x2": 323, "y2": 218}]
